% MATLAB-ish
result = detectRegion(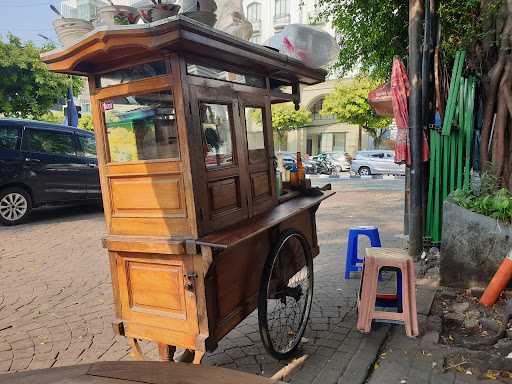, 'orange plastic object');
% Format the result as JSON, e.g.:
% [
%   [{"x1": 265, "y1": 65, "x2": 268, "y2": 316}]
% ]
[{"x1": 480, "y1": 255, "x2": 512, "y2": 307}]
